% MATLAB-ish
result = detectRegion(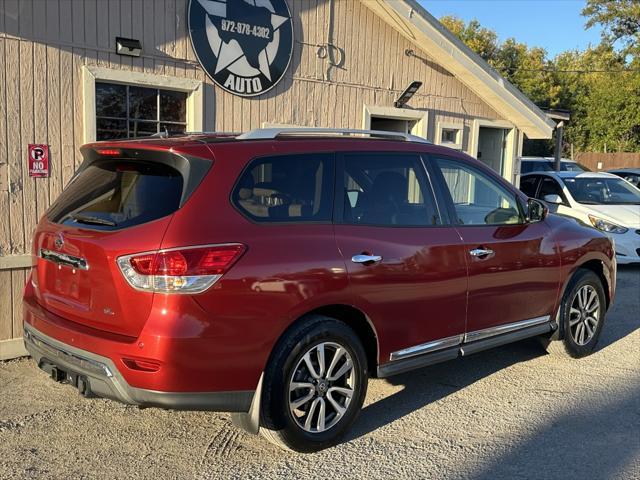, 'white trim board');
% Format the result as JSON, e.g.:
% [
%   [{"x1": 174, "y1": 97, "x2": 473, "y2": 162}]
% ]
[
  {"x1": 362, "y1": 105, "x2": 429, "y2": 139},
  {"x1": 470, "y1": 118, "x2": 517, "y2": 182},
  {"x1": 0, "y1": 338, "x2": 28, "y2": 361},
  {"x1": 435, "y1": 121, "x2": 464, "y2": 151},
  {"x1": 82, "y1": 66, "x2": 204, "y2": 144},
  {"x1": 0, "y1": 254, "x2": 32, "y2": 270},
  {"x1": 364, "y1": 1, "x2": 555, "y2": 139}
]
